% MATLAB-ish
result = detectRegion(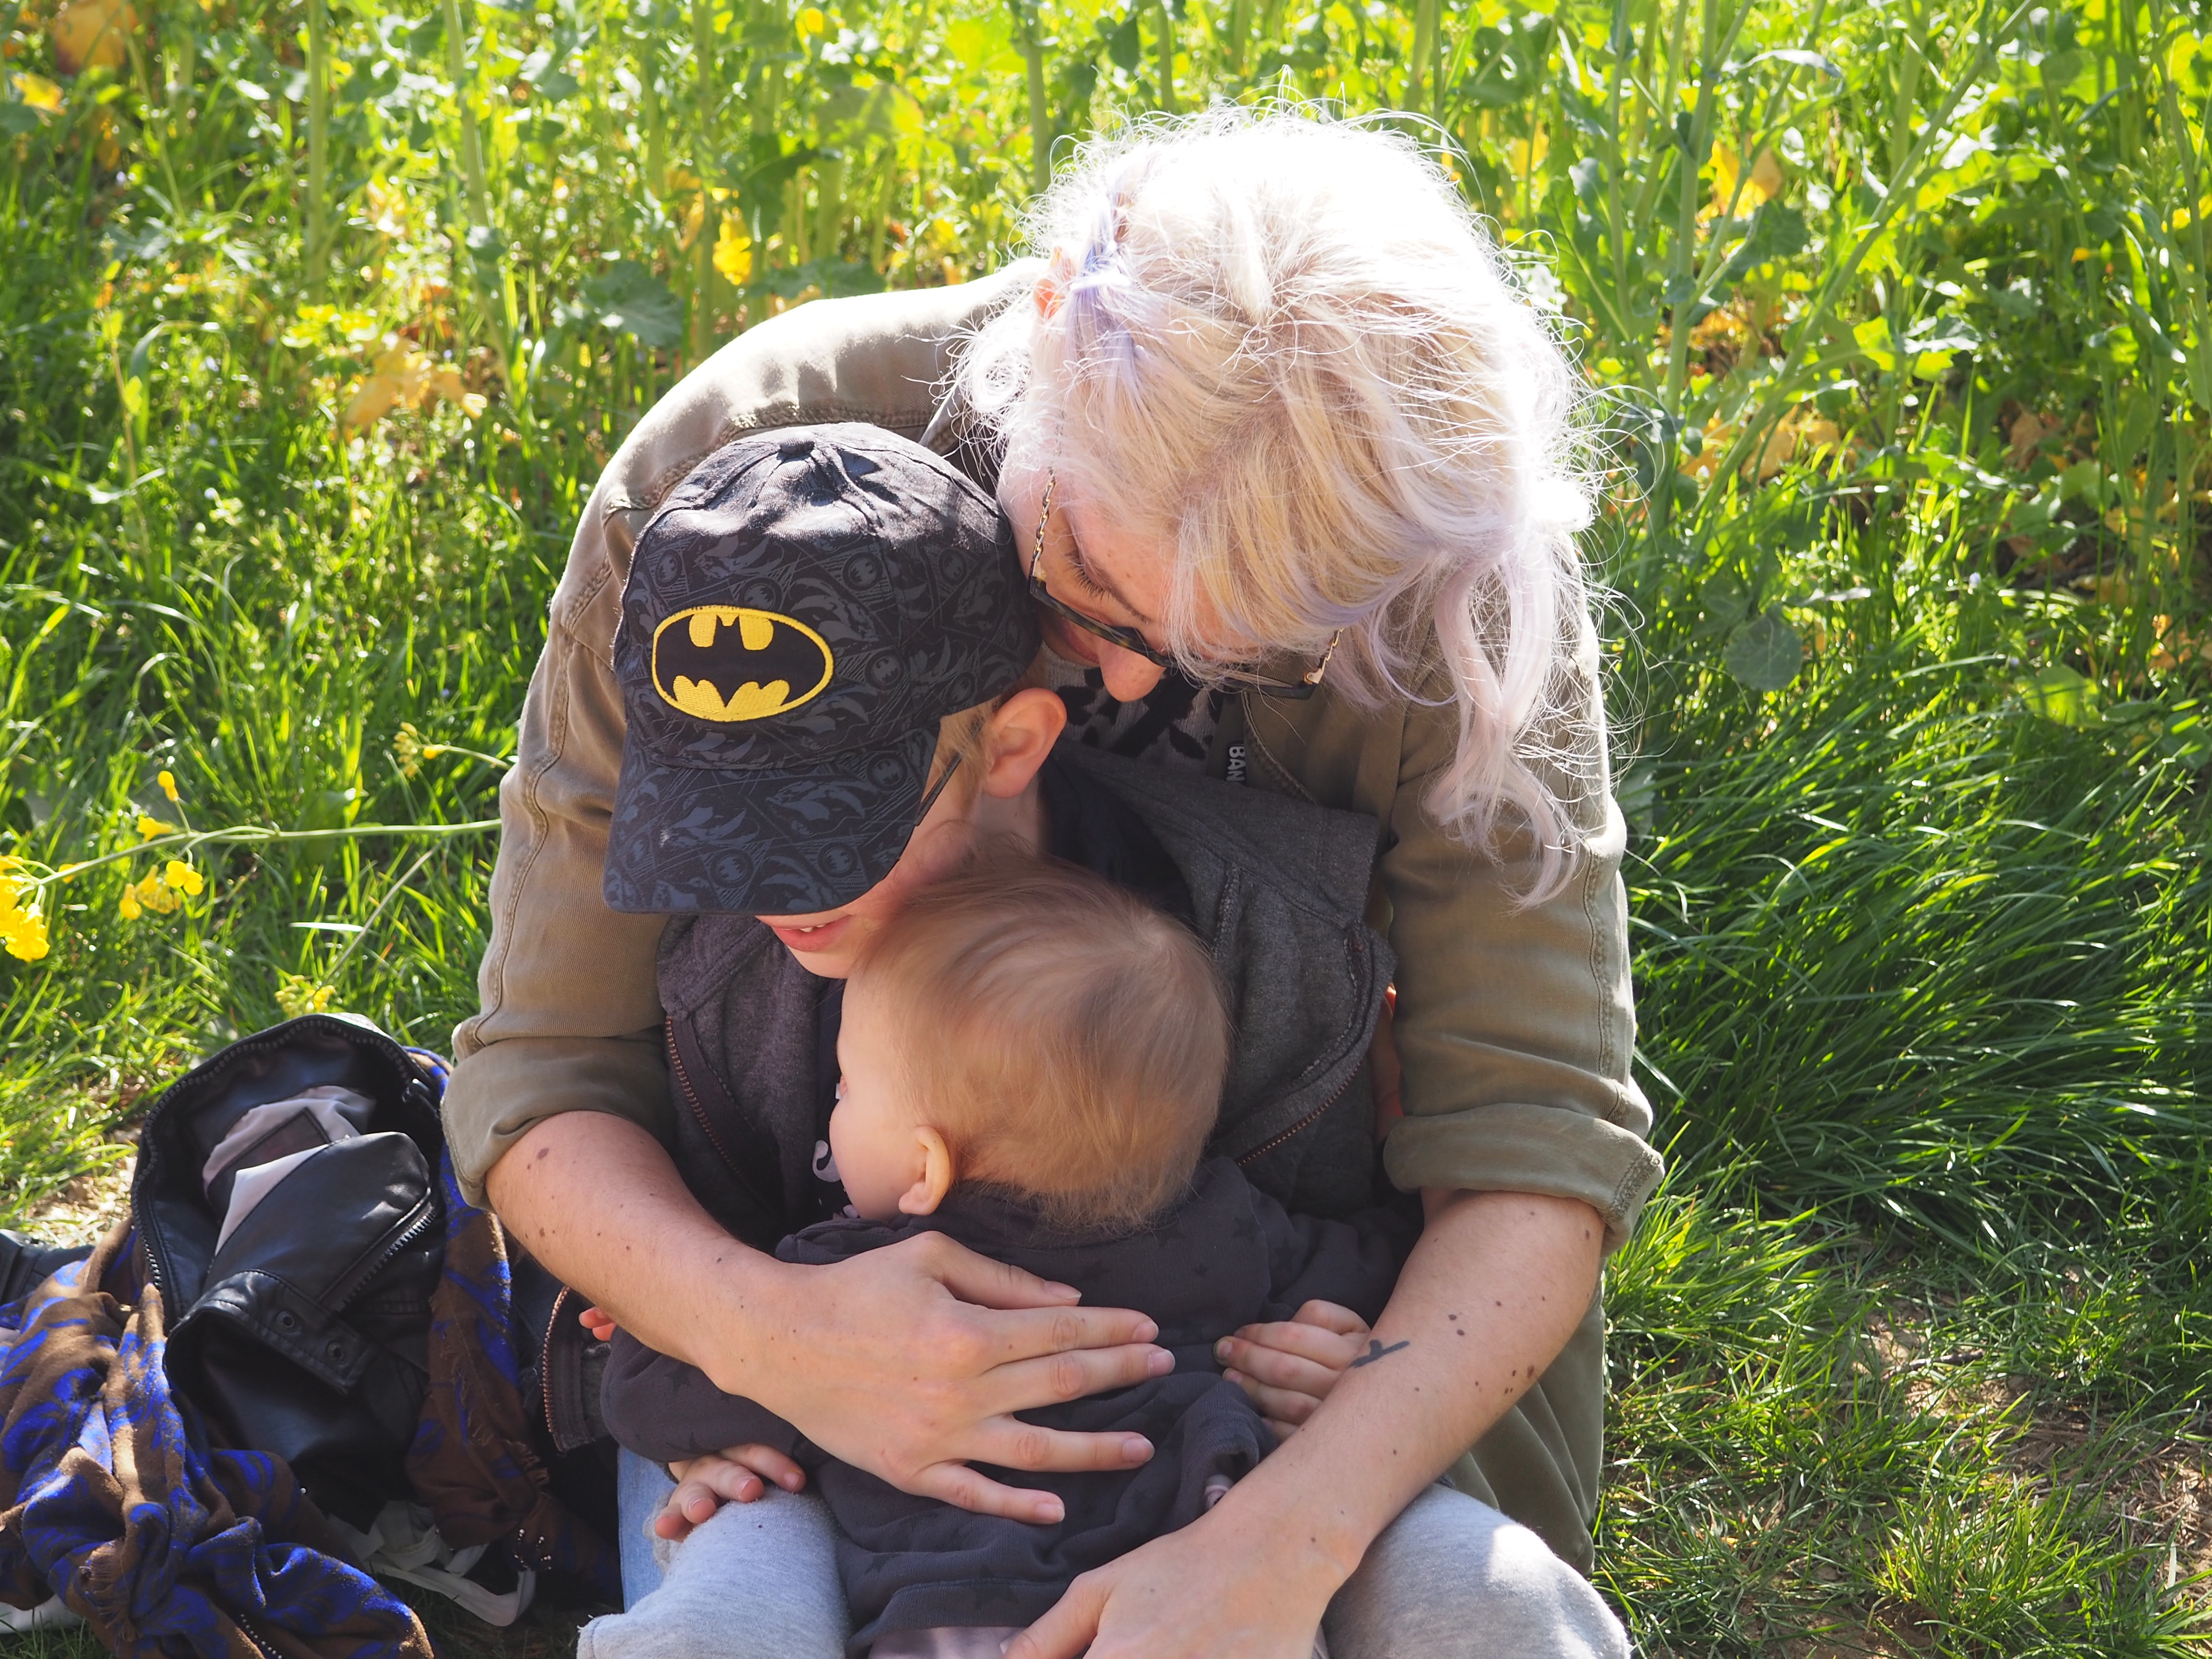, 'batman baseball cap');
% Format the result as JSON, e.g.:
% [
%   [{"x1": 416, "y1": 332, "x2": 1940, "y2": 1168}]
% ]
[{"x1": 604, "y1": 423, "x2": 1040, "y2": 916}]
